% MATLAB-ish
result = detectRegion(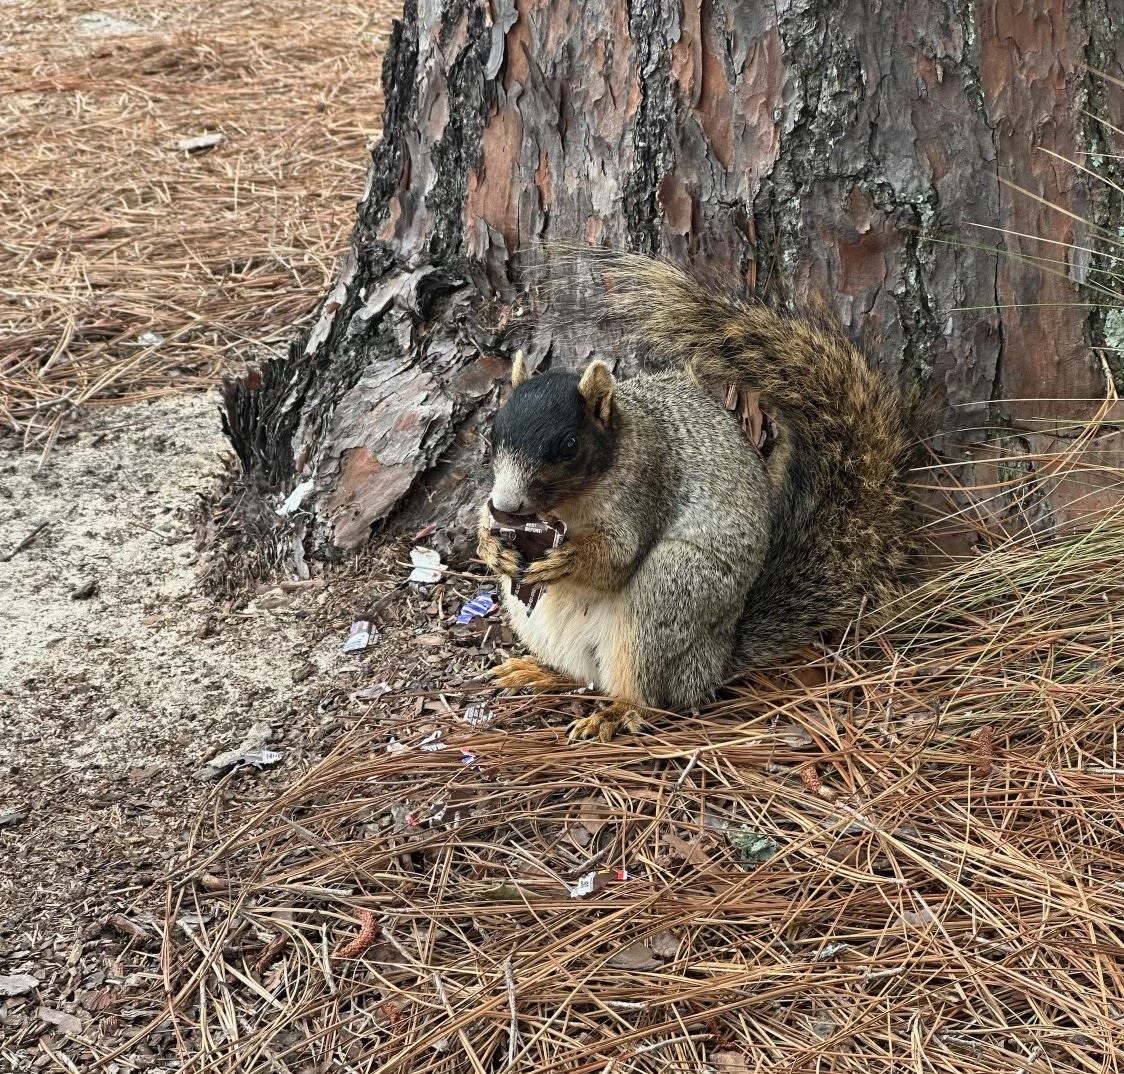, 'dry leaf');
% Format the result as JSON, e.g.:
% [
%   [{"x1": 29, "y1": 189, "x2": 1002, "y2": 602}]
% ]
[
  {"x1": 647, "y1": 928, "x2": 679, "y2": 958},
  {"x1": 566, "y1": 798, "x2": 610, "y2": 845},
  {"x1": 664, "y1": 830, "x2": 709, "y2": 866},
  {"x1": 772, "y1": 722, "x2": 813, "y2": 747},
  {"x1": 607, "y1": 930, "x2": 678, "y2": 969},
  {"x1": 901, "y1": 905, "x2": 937, "y2": 926},
  {"x1": 607, "y1": 941, "x2": 662, "y2": 970}
]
